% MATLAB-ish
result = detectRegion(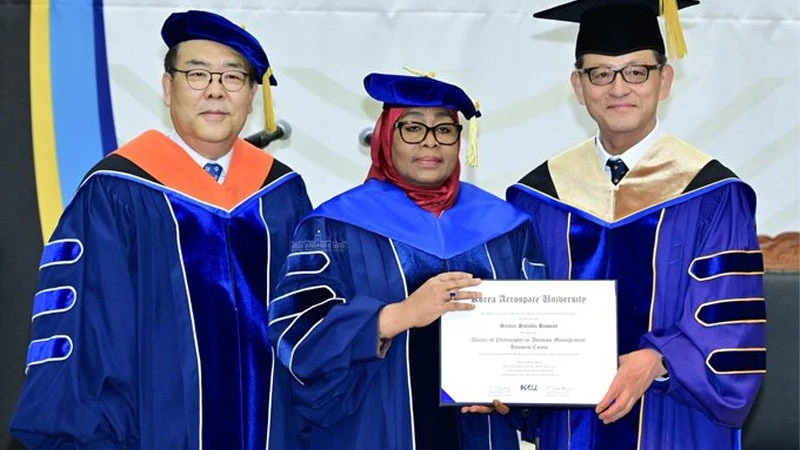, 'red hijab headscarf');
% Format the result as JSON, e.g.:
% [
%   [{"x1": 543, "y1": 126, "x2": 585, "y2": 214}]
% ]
[{"x1": 365, "y1": 106, "x2": 461, "y2": 216}]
